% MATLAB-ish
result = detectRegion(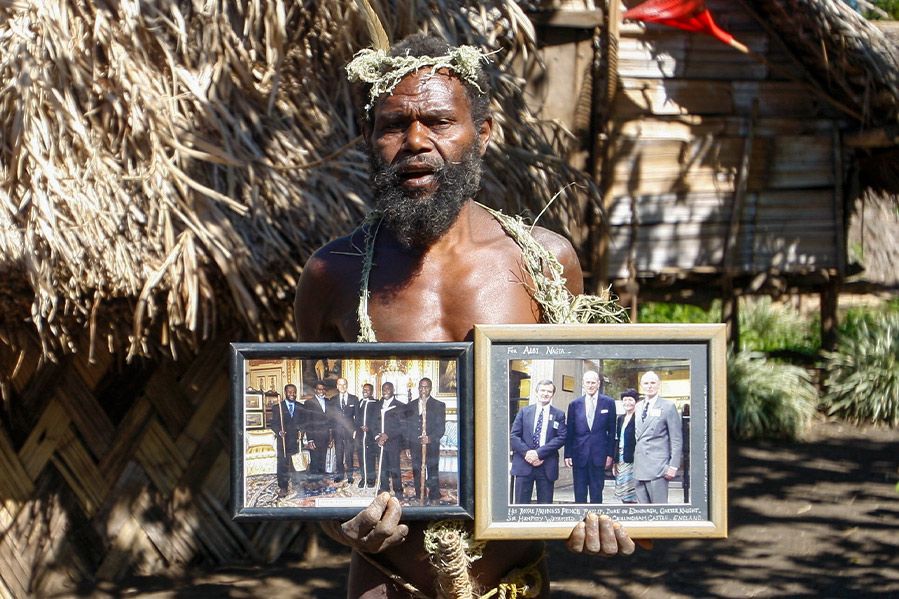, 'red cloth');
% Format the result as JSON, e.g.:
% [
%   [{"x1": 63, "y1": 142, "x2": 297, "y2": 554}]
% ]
[{"x1": 623, "y1": 0, "x2": 735, "y2": 46}]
